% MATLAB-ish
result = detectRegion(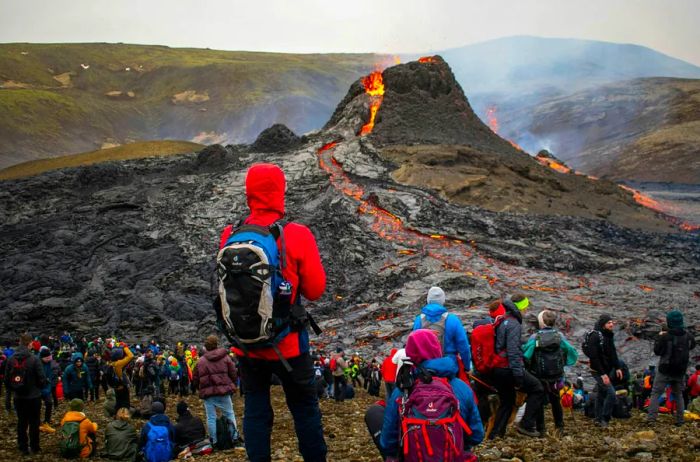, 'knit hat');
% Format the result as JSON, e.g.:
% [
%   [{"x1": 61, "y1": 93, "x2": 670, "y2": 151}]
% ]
[
  {"x1": 405, "y1": 329, "x2": 442, "y2": 366},
  {"x1": 151, "y1": 401, "x2": 165, "y2": 414},
  {"x1": 666, "y1": 310, "x2": 684, "y2": 329},
  {"x1": 69, "y1": 398, "x2": 84, "y2": 412},
  {"x1": 426, "y1": 287, "x2": 445, "y2": 306},
  {"x1": 39, "y1": 346, "x2": 52, "y2": 358},
  {"x1": 176, "y1": 401, "x2": 189, "y2": 416}
]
